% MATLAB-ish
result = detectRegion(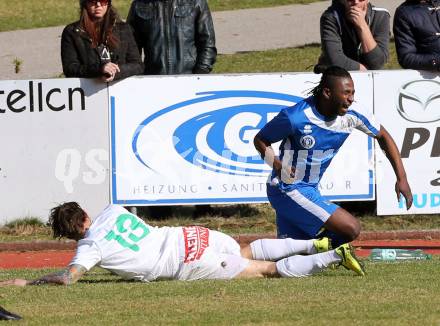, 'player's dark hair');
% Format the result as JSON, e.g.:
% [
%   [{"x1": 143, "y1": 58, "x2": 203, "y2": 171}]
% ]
[
  {"x1": 49, "y1": 202, "x2": 87, "y2": 240},
  {"x1": 309, "y1": 66, "x2": 352, "y2": 97}
]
